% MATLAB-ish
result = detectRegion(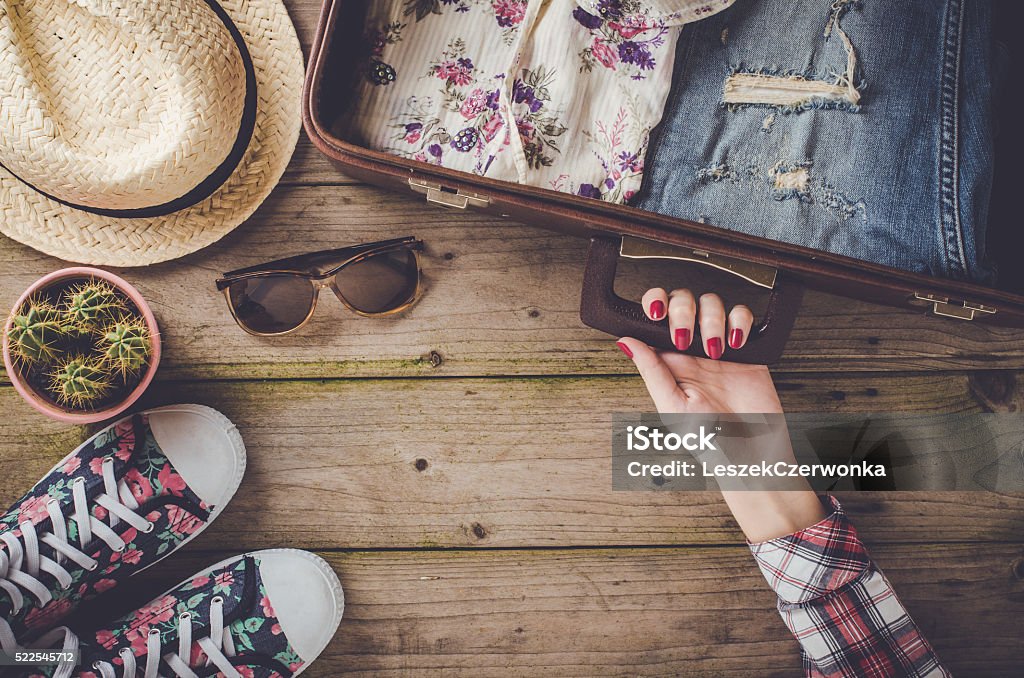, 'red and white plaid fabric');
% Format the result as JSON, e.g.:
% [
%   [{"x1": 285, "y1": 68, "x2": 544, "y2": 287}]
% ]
[{"x1": 749, "y1": 496, "x2": 951, "y2": 677}]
